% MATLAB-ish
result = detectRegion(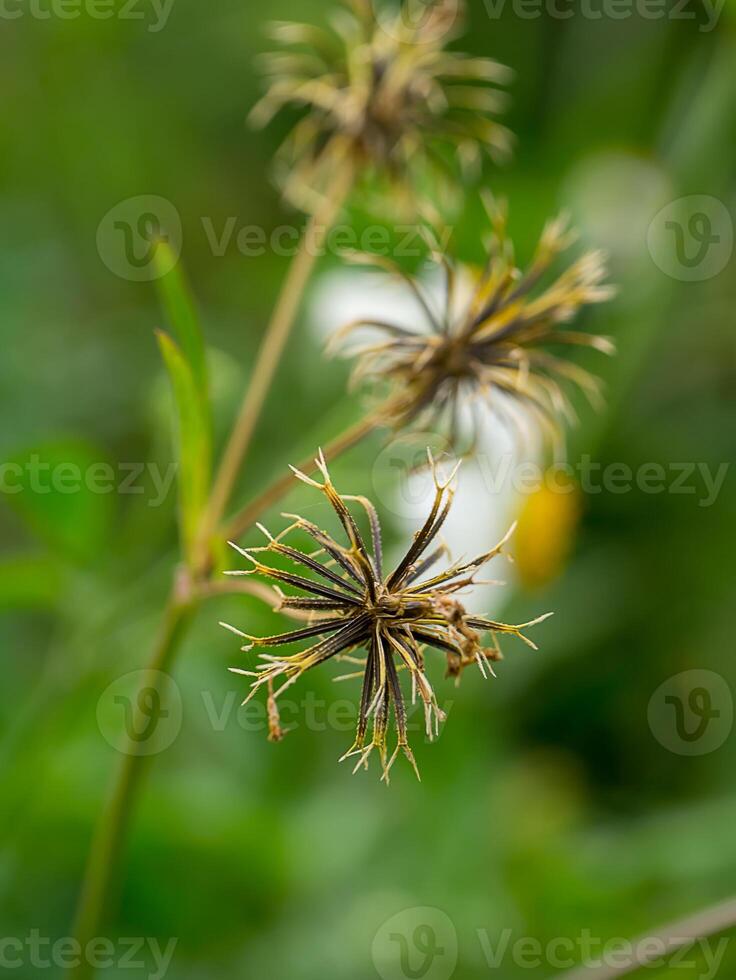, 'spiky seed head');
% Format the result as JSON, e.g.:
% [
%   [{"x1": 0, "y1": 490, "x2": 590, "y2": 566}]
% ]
[
  {"x1": 250, "y1": 0, "x2": 513, "y2": 212},
  {"x1": 221, "y1": 451, "x2": 550, "y2": 781},
  {"x1": 332, "y1": 194, "x2": 616, "y2": 452}
]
